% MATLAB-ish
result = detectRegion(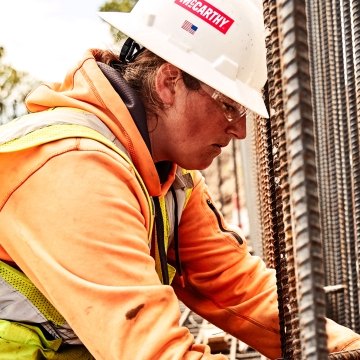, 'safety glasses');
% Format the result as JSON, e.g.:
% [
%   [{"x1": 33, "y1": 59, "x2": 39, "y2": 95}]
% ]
[{"x1": 201, "y1": 84, "x2": 248, "y2": 122}]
